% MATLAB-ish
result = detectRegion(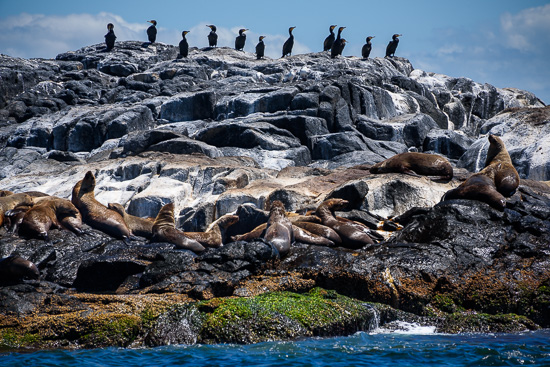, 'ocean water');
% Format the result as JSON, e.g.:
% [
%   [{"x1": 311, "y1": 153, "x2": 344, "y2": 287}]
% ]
[{"x1": 2, "y1": 324, "x2": 550, "y2": 366}]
